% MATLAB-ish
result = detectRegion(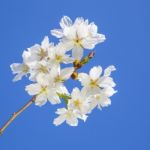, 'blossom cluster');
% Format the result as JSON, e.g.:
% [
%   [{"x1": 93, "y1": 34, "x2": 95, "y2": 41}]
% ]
[{"x1": 10, "y1": 16, "x2": 117, "y2": 126}]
